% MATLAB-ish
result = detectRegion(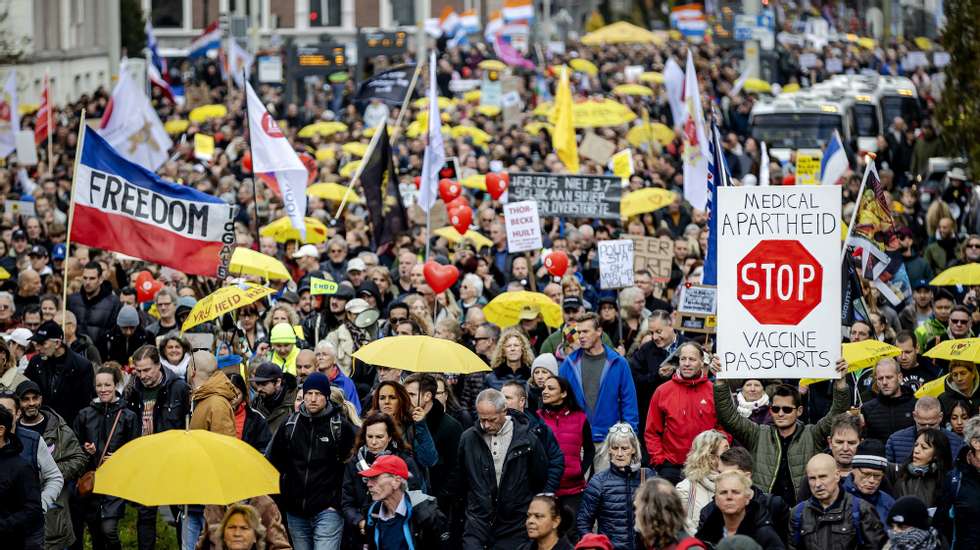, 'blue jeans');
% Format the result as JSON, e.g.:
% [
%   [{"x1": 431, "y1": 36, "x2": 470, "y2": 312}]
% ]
[
  {"x1": 286, "y1": 509, "x2": 343, "y2": 550},
  {"x1": 182, "y1": 508, "x2": 205, "y2": 550}
]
